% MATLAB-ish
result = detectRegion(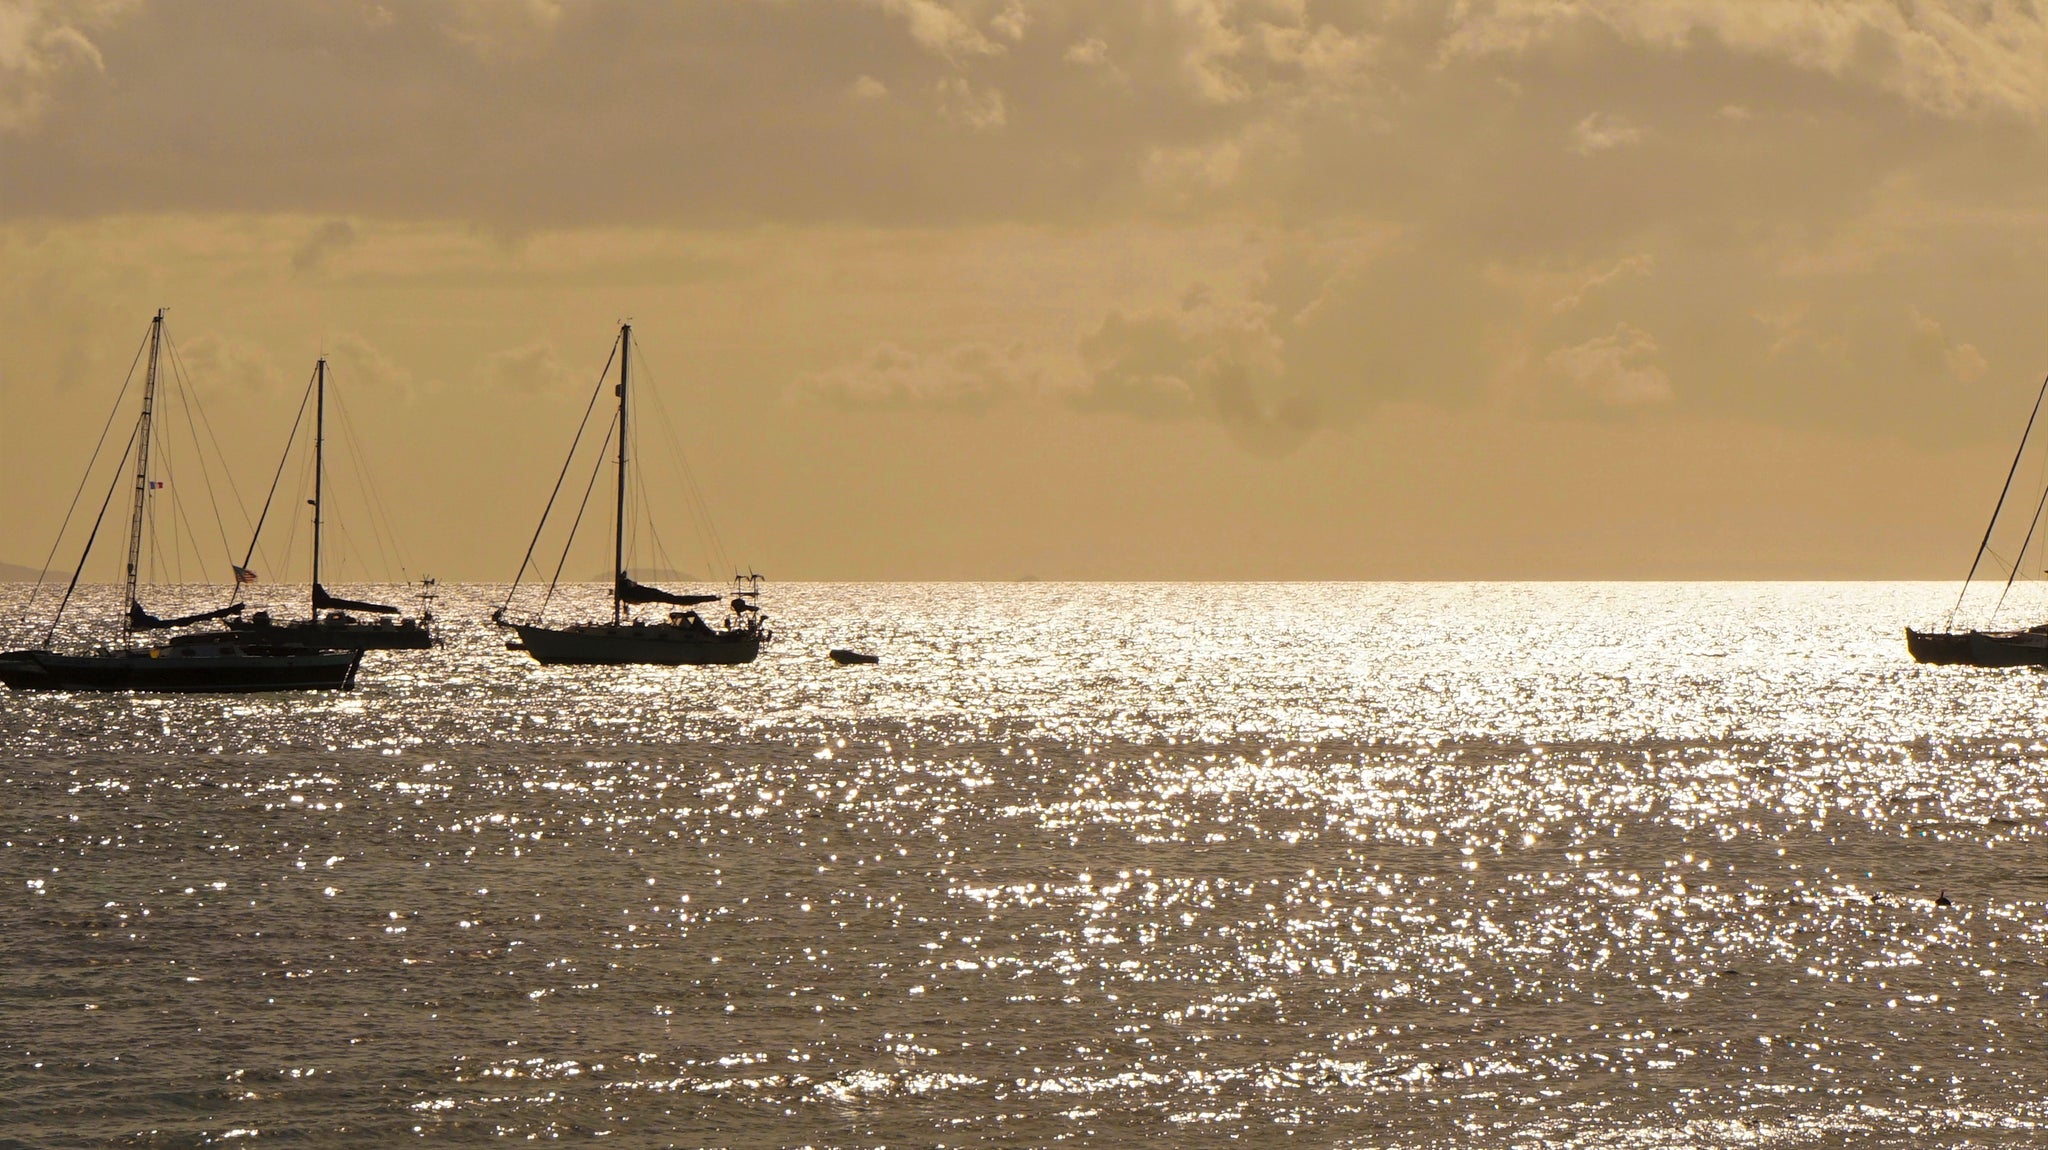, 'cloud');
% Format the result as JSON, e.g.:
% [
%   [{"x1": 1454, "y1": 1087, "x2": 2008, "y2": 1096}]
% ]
[
  {"x1": 2, "y1": 0, "x2": 2046, "y2": 454},
  {"x1": 0, "y1": 0, "x2": 2040, "y2": 229},
  {"x1": 793, "y1": 341, "x2": 1043, "y2": 412},
  {"x1": 1569, "y1": 112, "x2": 1644, "y2": 154},
  {"x1": 872, "y1": 0, "x2": 1006, "y2": 61},
  {"x1": 0, "y1": 0, "x2": 113, "y2": 132},
  {"x1": 1908, "y1": 308, "x2": 1990, "y2": 384},
  {"x1": 479, "y1": 342, "x2": 573, "y2": 396},
  {"x1": 1071, "y1": 234, "x2": 1520, "y2": 452},
  {"x1": 1441, "y1": 1, "x2": 2048, "y2": 120},
  {"x1": 1537, "y1": 323, "x2": 1674, "y2": 412},
  {"x1": 1063, "y1": 36, "x2": 1108, "y2": 66},
  {"x1": 438, "y1": 0, "x2": 562, "y2": 60},
  {"x1": 169, "y1": 331, "x2": 283, "y2": 397},
  {"x1": 1072, "y1": 267, "x2": 1336, "y2": 455},
  {"x1": 1553, "y1": 253, "x2": 1655, "y2": 315},
  {"x1": 290, "y1": 219, "x2": 357, "y2": 274},
  {"x1": 934, "y1": 73, "x2": 1006, "y2": 130},
  {"x1": 328, "y1": 332, "x2": 427, "y2": 400}
]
